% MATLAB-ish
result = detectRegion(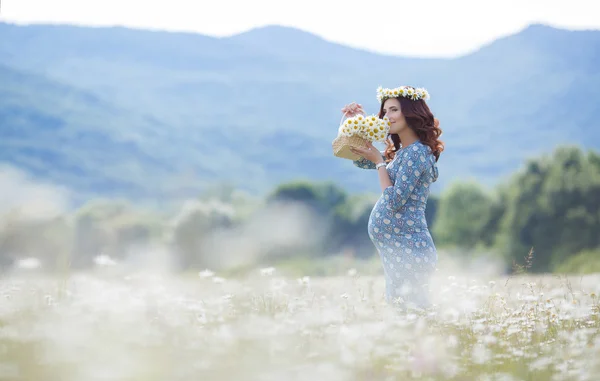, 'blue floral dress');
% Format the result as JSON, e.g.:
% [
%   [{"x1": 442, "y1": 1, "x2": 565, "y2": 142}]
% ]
[{"x1": 354, "y1": 140, "x2": 439, "y2": 309}]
